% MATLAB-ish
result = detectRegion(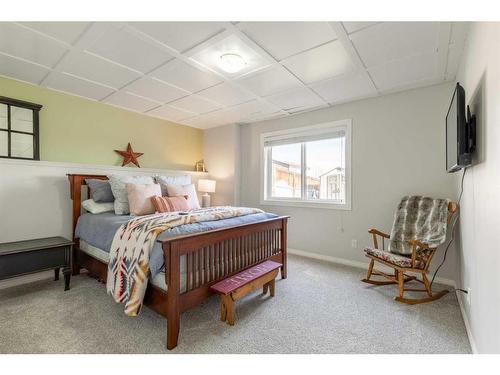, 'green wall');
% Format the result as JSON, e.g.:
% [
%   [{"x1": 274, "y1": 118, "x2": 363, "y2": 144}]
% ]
[{"x1": 0, "y1": 76, "x2": 203, "y2": 170}]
